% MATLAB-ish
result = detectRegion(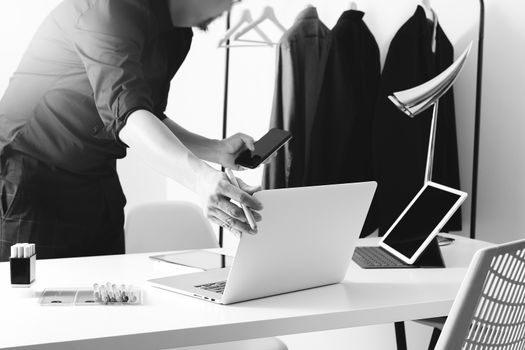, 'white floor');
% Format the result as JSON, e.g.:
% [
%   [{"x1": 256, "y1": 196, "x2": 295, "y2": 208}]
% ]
[{"x1": 279, "y1": 321, "x2": 434, "y2": 350}]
